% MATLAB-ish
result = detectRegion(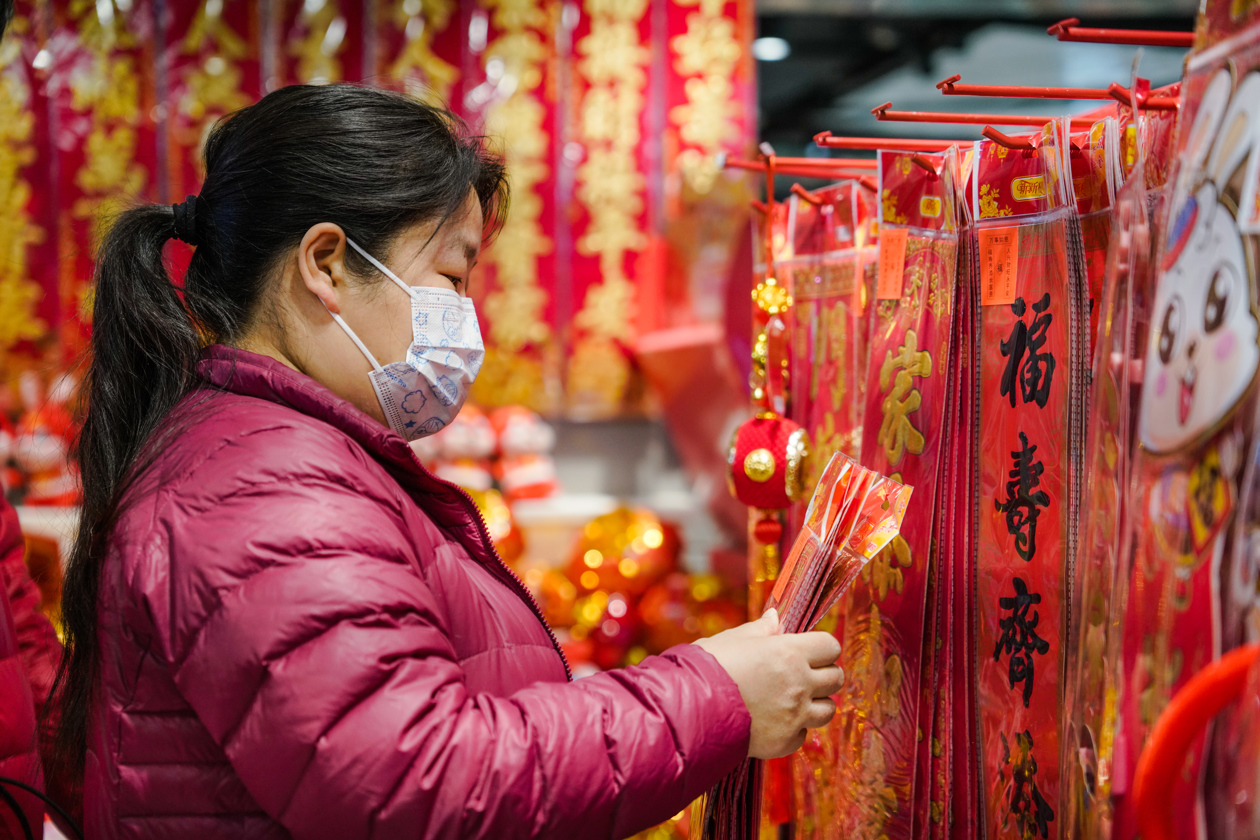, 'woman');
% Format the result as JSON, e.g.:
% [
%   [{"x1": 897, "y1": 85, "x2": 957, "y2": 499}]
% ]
[{"x1": 51, "y1": 84, "x2": 843, "y2": 840}]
